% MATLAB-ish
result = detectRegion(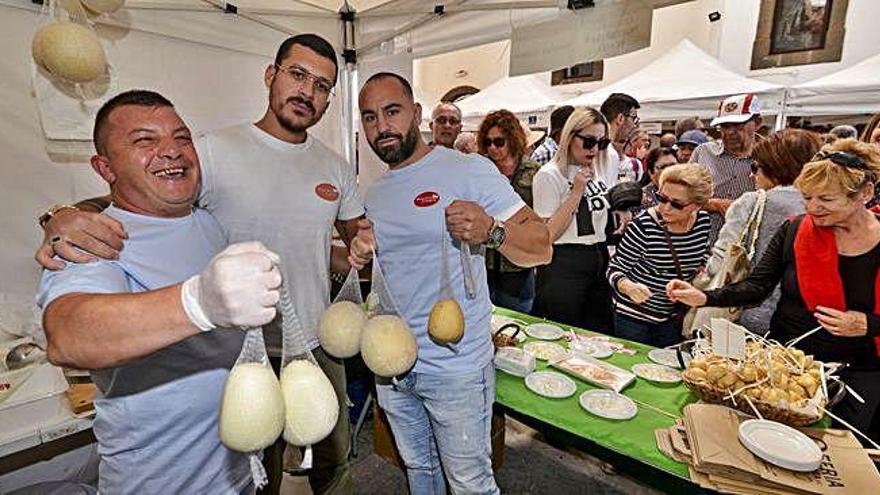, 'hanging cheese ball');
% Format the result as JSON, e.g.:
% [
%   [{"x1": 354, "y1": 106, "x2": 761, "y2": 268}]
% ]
[
  {"x1": 318, "y1": 301, "x2": 367, "y2": 358},
  {"x1": 280, "y1": 360, "x2": 339, "y2": 446},
  {"x1": 32, "y1": 22, "x2": 106, "y2": 83},
  {"x1": 427, "y1": 298, "x2": 464, "y2": 345},
  {"x1": 219, "y1": 363, "x2": 285, "y2": 453},
  {"x1": 361, "y1": 315, "x2": 418, "y2": 377},
  {"x1": 82, "y1": 0, "x2": 125, "y2": 14}
]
